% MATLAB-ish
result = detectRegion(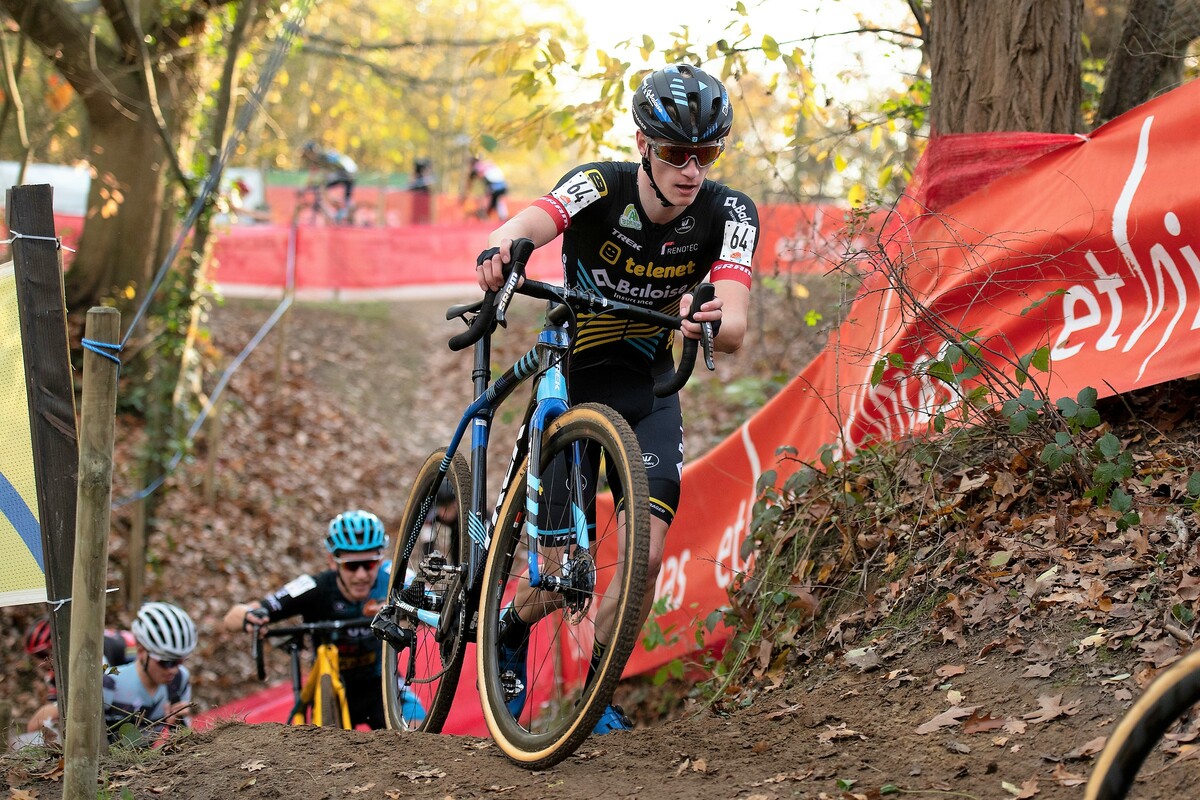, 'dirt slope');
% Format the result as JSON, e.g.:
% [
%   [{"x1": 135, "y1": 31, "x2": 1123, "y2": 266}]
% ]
[{"x1": 3, "y1": 291, "x2": 1199, "y2": 799}]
